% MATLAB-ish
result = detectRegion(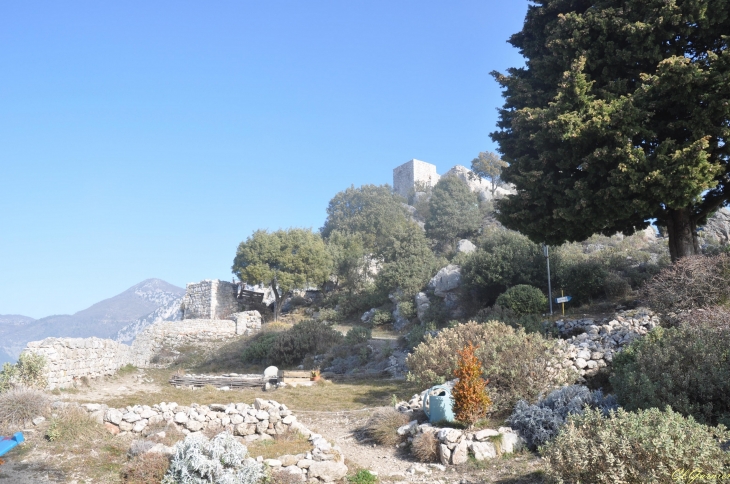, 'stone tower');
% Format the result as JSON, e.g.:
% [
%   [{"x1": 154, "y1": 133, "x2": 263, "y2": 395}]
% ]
[{"x1": 393, "y1": 159, "x2": 440, "y2": 198}]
